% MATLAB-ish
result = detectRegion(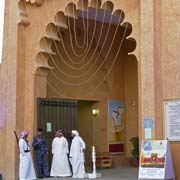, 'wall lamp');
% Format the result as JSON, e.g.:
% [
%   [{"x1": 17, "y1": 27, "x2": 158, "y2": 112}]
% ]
[{"x1": 92, "y1": 108, "x2": 99, "y2": 116}]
